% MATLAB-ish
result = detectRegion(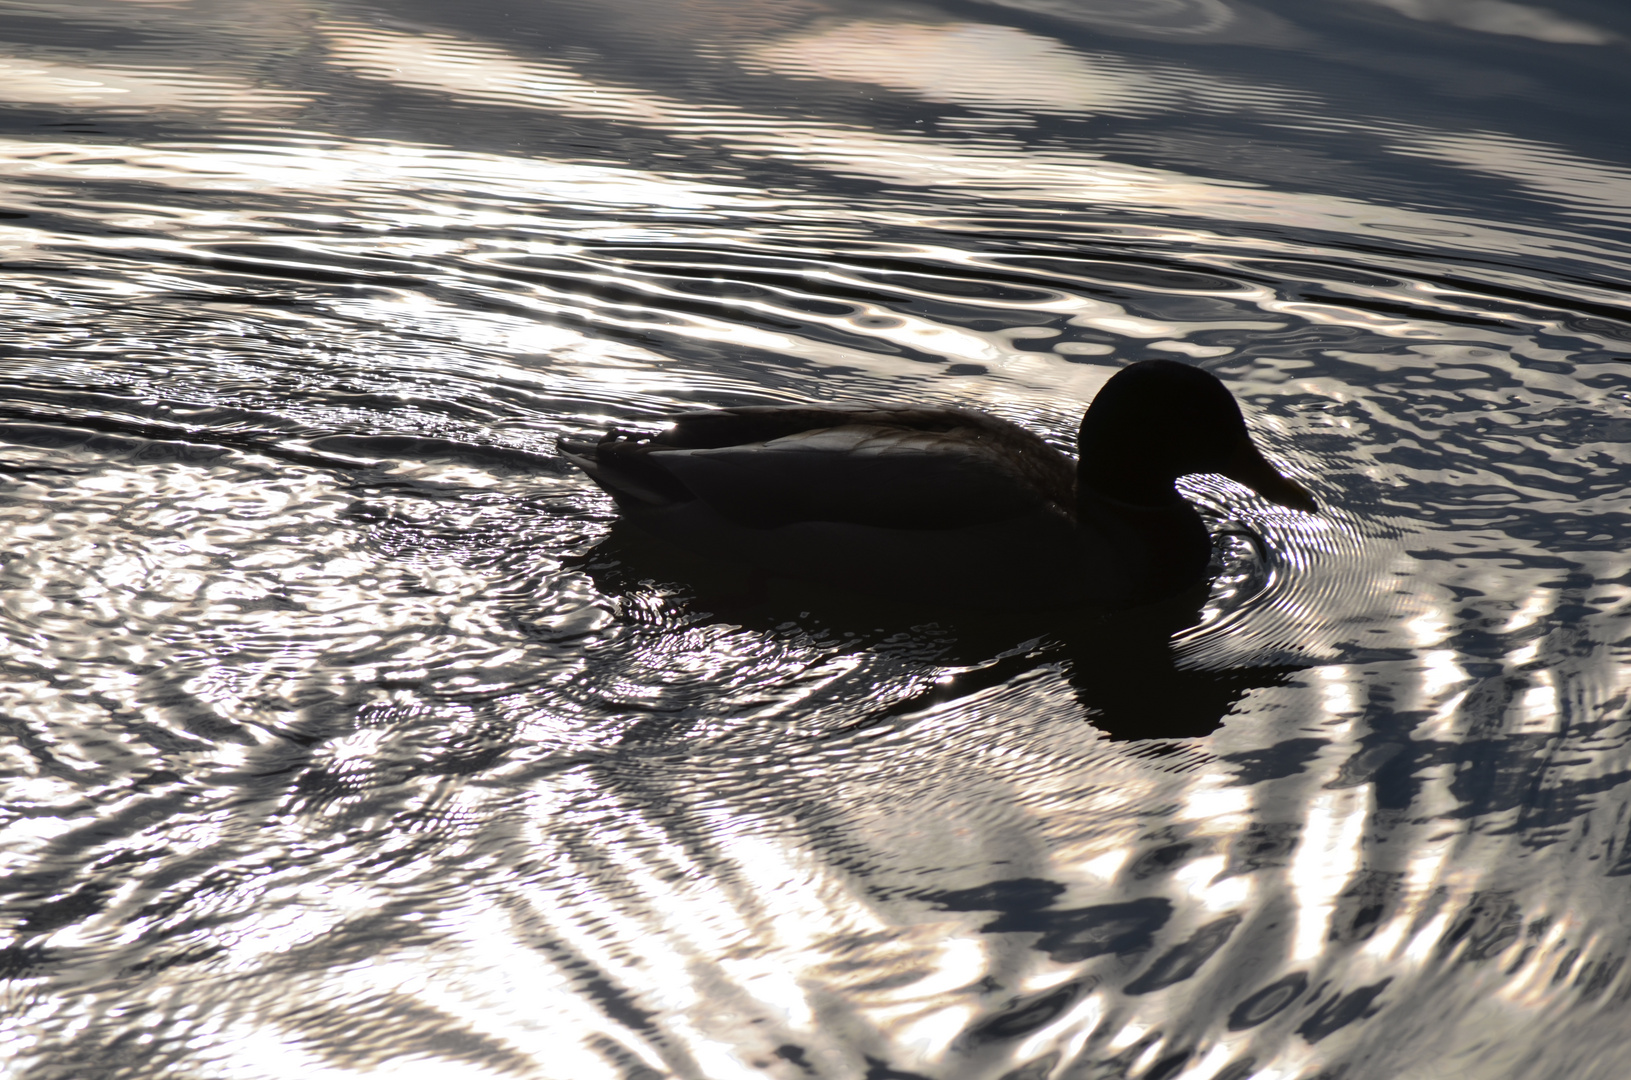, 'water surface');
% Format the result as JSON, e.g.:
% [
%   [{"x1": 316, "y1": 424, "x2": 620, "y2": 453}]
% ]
[{"x1": 4, "y1": 1, "x2": 1631, "y2": 1077}]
